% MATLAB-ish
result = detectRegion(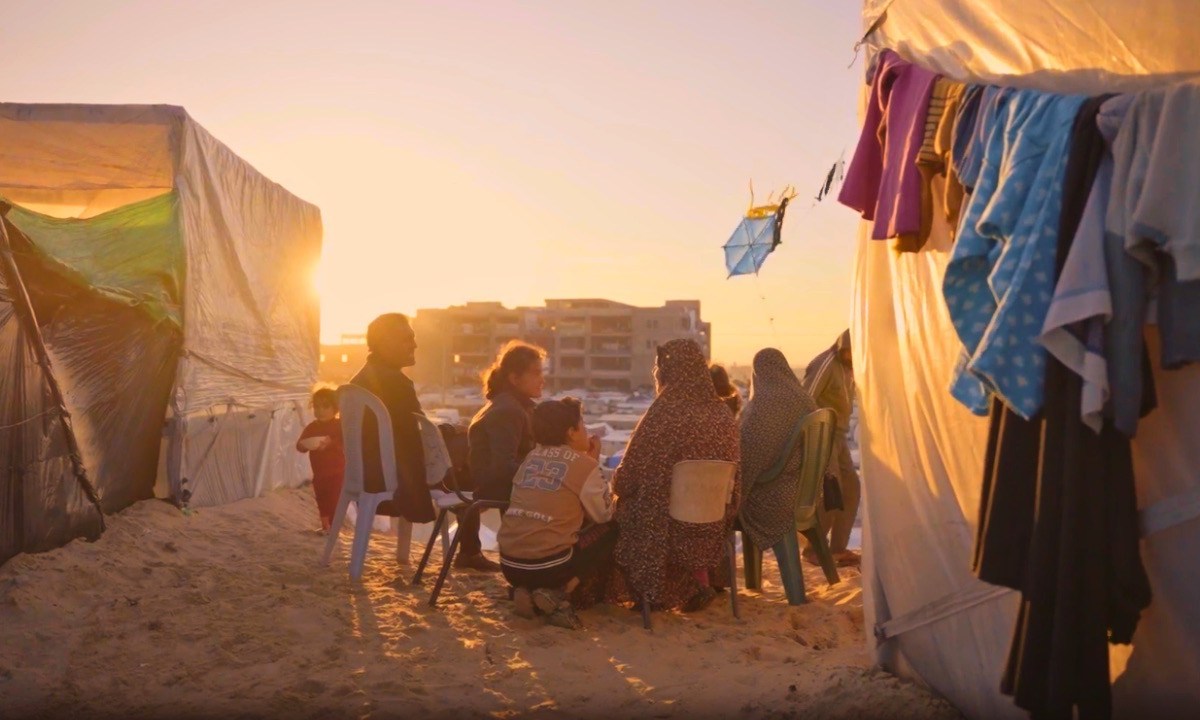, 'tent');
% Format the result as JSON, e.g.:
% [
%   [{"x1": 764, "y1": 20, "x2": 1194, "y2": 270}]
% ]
[
  {"x1": 851, "y1": 2, "x2": 1200, "y2": 717},
  {"x1": 0, "y1": 104, "x2": 322, "y2": 565}
]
